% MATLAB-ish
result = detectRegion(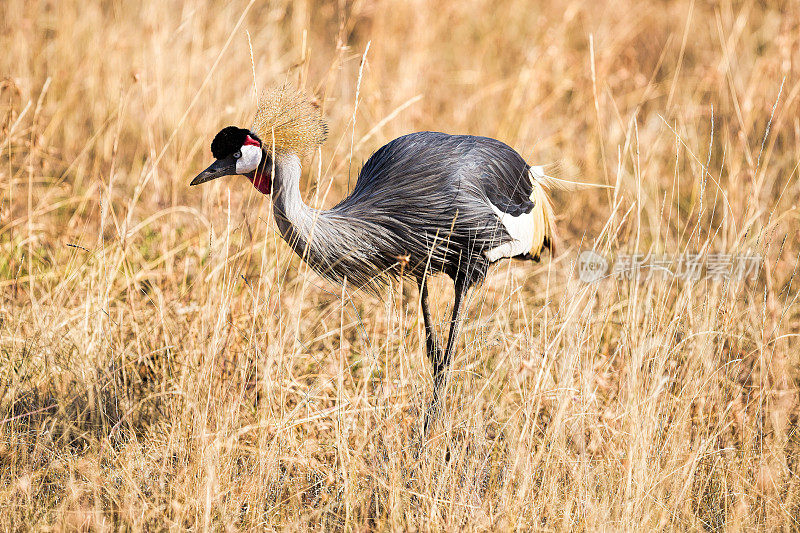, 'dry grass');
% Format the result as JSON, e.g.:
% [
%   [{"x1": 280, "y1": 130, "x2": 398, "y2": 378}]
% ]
[{"x1": 2, "y1": 0, "x2": 800, "y2": 530}]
